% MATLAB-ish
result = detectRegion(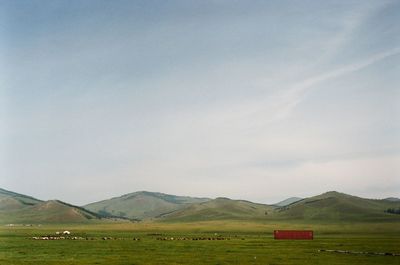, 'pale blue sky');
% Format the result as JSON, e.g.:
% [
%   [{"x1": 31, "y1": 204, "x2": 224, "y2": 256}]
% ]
[{"x1": 1, "y1": 0, "x2": 399, "y2": 205}]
